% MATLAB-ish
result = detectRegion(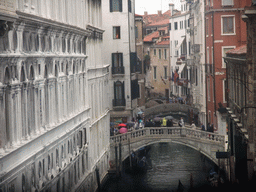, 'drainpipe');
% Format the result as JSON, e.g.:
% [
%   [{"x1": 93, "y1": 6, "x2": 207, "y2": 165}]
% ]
[
  {"x1": 128, "y1": 1, "x2": 132, "y2": 117},
  {"x1": 204, "y1": 2, "x2": 208, "y2": 126},
  {"x1": 212, "y1": 11, "x2": 217, "y2": 125}
]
